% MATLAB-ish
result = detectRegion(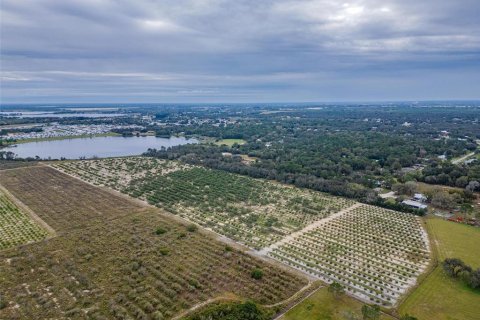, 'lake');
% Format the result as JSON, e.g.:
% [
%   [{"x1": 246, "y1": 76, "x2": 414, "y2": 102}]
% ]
[{"x1": 4, "y1": 136, "x2": 197, "y2": 159}]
